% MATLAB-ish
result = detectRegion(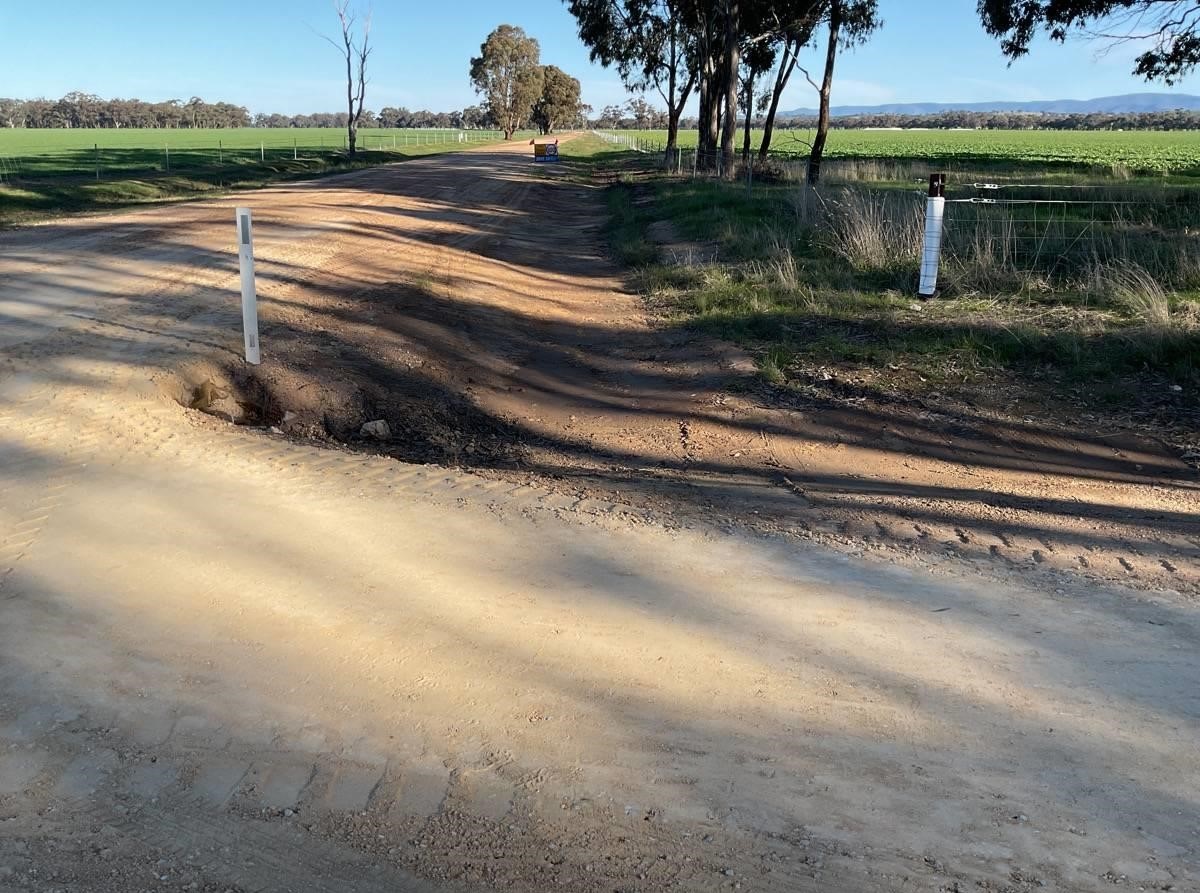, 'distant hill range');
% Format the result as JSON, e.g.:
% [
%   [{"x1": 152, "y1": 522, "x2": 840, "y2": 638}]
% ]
[{"x1": 782, "y1": 93, "x2": 1200, "y2": 117}]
